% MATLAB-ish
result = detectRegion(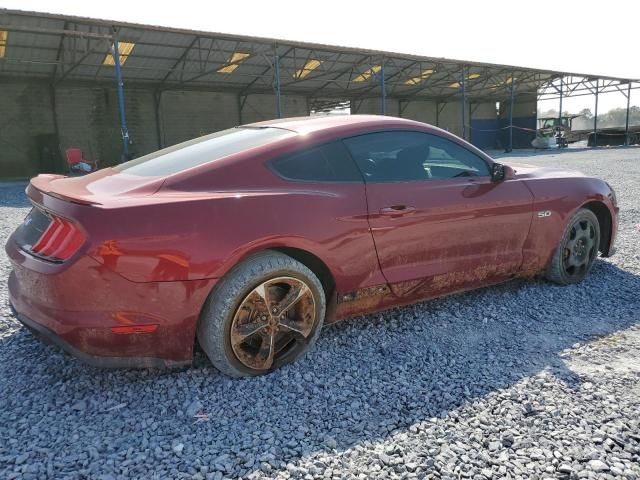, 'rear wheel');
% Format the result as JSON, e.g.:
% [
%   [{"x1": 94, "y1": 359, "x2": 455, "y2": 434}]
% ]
[
  {"x1": 546, "y1": 208, "x2": 600, "y2": 285},
  {"x1": 197, "y1": 251, "x2": 325, "y2": 377}
]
